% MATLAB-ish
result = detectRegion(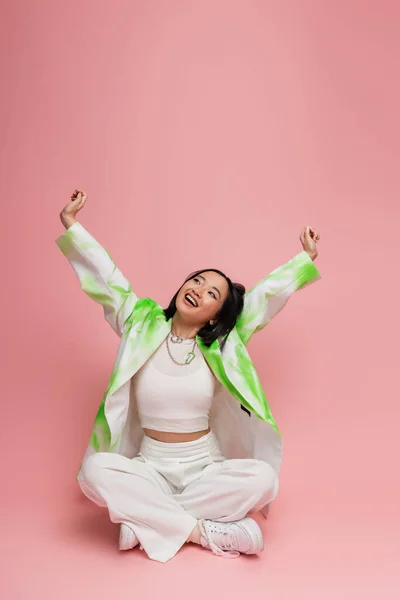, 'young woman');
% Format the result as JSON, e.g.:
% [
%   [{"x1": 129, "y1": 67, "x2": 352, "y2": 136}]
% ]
[{"x1": 56, "y1": 189, "x2": 321, "y2": 563}]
